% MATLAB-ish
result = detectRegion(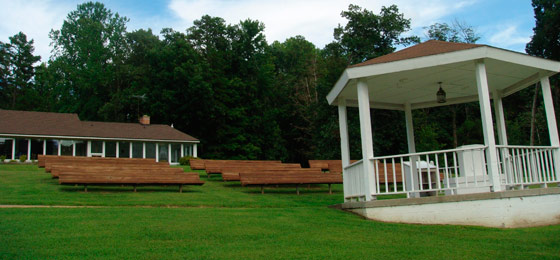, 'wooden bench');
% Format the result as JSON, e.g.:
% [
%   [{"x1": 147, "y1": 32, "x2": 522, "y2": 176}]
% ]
[
  {"x1": 49, "y1": 164, "x2": 183, "y2": 178},
  {"x1": 189, "y1": 159, "x2": 205, "y2": 170},
  {"x1": 239, "y1": 170, "x2": 342, "y2": 195},
  {"x1": 203, "y1": 160, "x2": 284, "y2": 177},
  {"x1": 222, "y1": 167, "x2": 318, "y2": 182},
  {"x1": 308, "y1": 160, "x2": 357, "y2": 174},
  {"x1": 189, "y1": 159, "x2": 282, "y2": 171},
  {"x1": 59, "y1": 171, "x2": 204, "y2": 192},
  {"x1": 43, "y1": 156, "x2": 163, "y2": 173}
]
